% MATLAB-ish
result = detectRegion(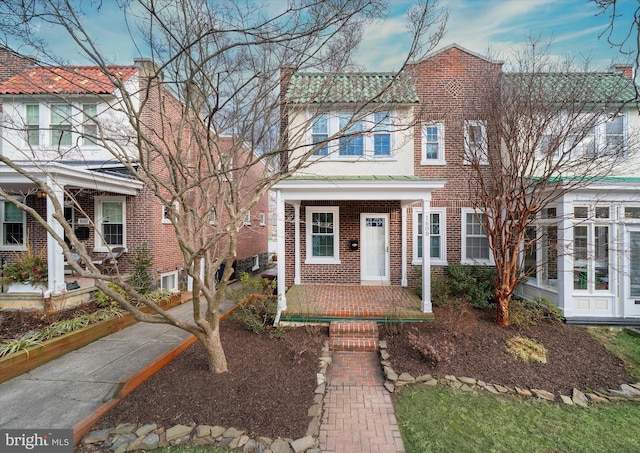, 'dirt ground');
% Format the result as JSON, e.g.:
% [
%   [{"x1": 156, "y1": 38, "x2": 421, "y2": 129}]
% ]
[{"x1": 2, "y1": 302, "x2": 635, "y2": 440}]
